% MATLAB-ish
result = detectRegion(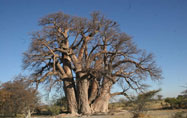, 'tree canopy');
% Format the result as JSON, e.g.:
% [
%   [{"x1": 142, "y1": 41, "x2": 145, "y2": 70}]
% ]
[{"x1": 23, "y1": 11, "x2": 162, "y2": 114}]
